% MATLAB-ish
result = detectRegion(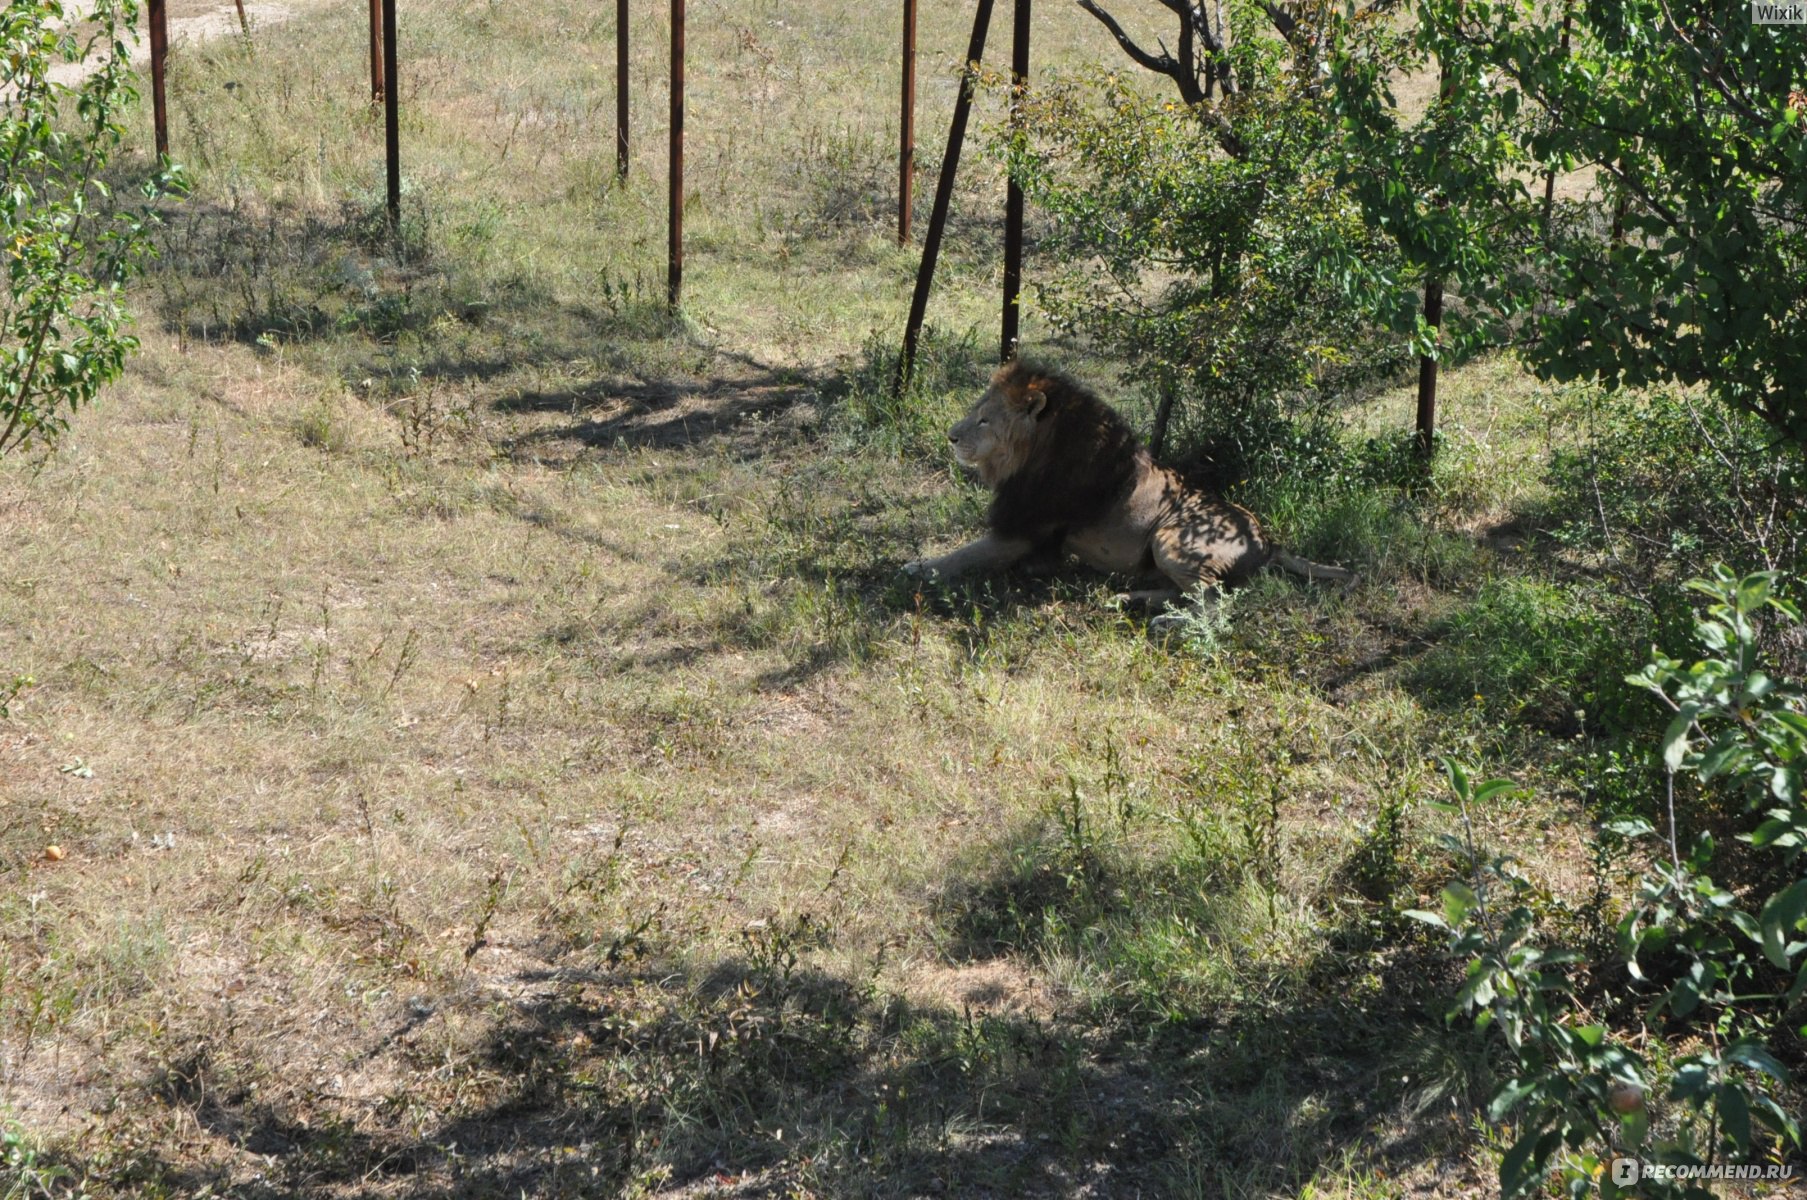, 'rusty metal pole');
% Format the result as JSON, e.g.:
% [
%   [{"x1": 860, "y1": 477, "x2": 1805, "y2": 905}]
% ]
[
  {"x1": 368, "y1": 0, "x2": 384, "y2": 102},
  {"x1": 1000, "y1": 0, "x2": 1029, "y2": 361},
  {"x1": 616, "y1": 0, "x2": 630, "y2": 179},
  {"x1": 1415, "y1": 276, "x2": 1442, "y2": 457},
  {"x1": 382, "y1": 0, "x2": 399, "y2": 238},
  {"x1": 899, "y1": 0, "x2": 916, "y2": 244},
  {"x1": 233, "y1": 0, "x2": 249, "y2": 38},
  {"x1": 1417, "y1": 33, "x2": 1458, "y2": 459},
  {"x1": 147, "y1": 0, "x2": 168, "y2": 157},
  {"x1": 668, "y1": 0, "x2": 684, "y2": 309},
  {"x1": 897, "y1": 0, "x2": 996, "y2": 394}
]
